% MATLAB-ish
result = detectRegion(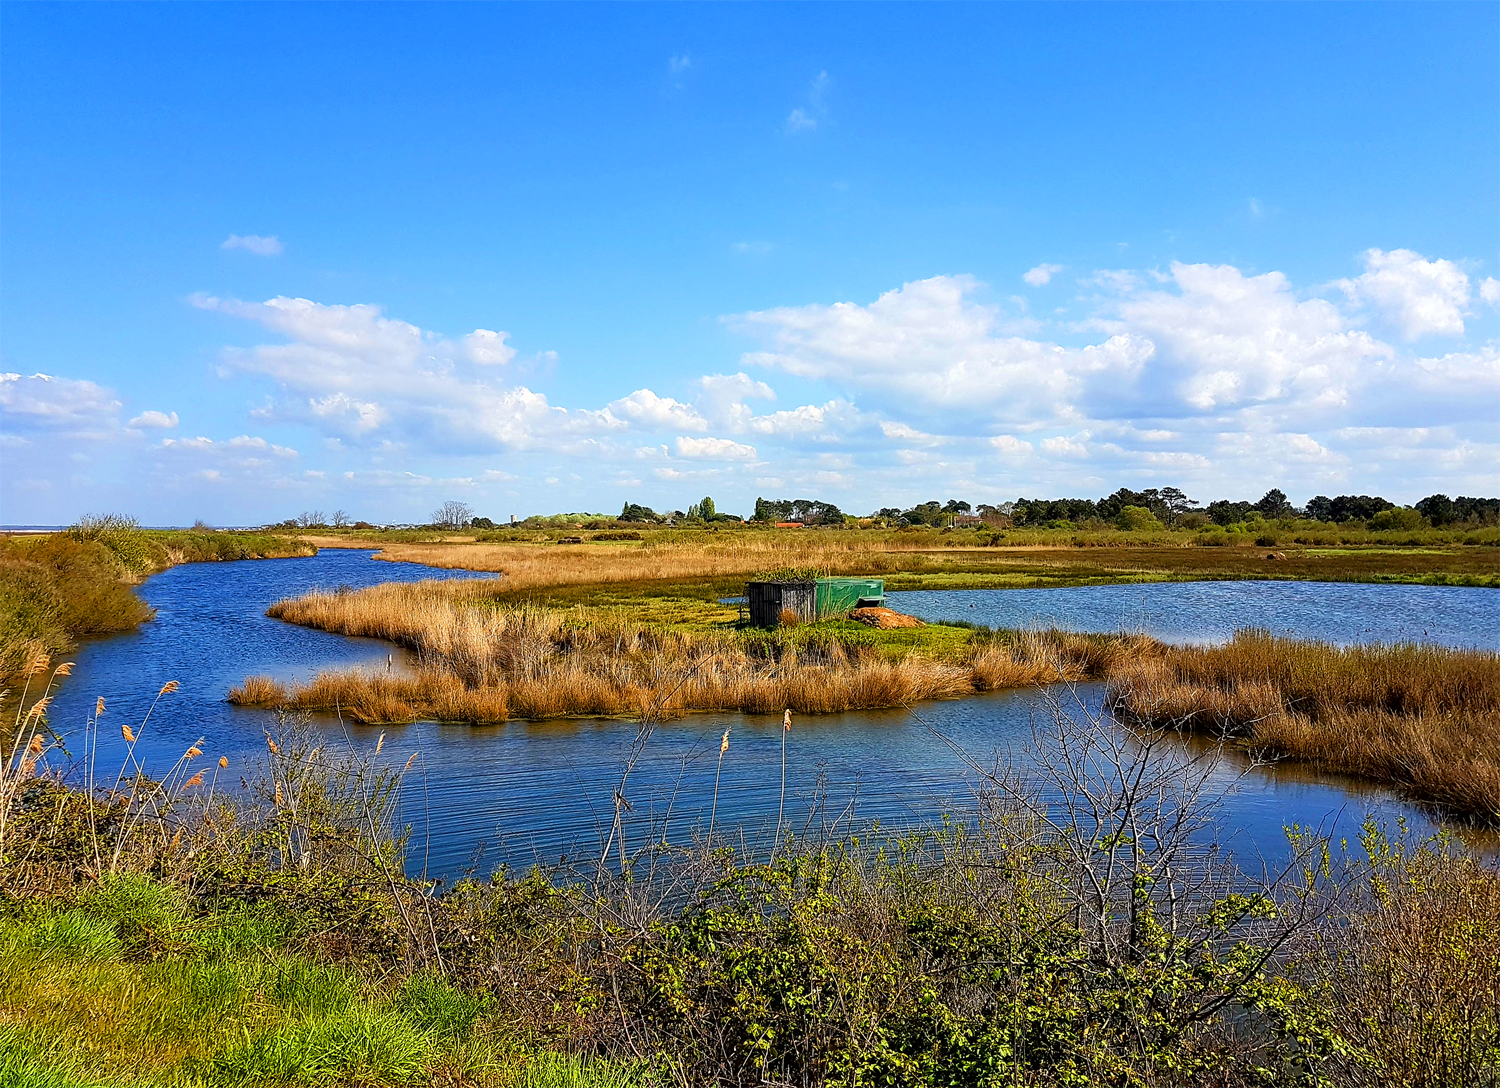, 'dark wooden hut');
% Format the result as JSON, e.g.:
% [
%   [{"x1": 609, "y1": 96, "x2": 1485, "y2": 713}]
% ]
[{"x1": 746, "y1": 580, "x2": 817, "y2": 627}]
